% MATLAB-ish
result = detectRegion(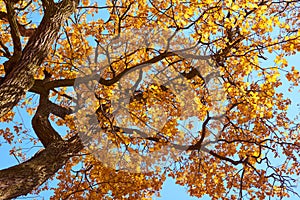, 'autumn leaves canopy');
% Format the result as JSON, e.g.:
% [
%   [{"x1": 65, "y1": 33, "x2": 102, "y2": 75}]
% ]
[{"x1": 0, "y1": 0, "x2": 300, "y2": 199}]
